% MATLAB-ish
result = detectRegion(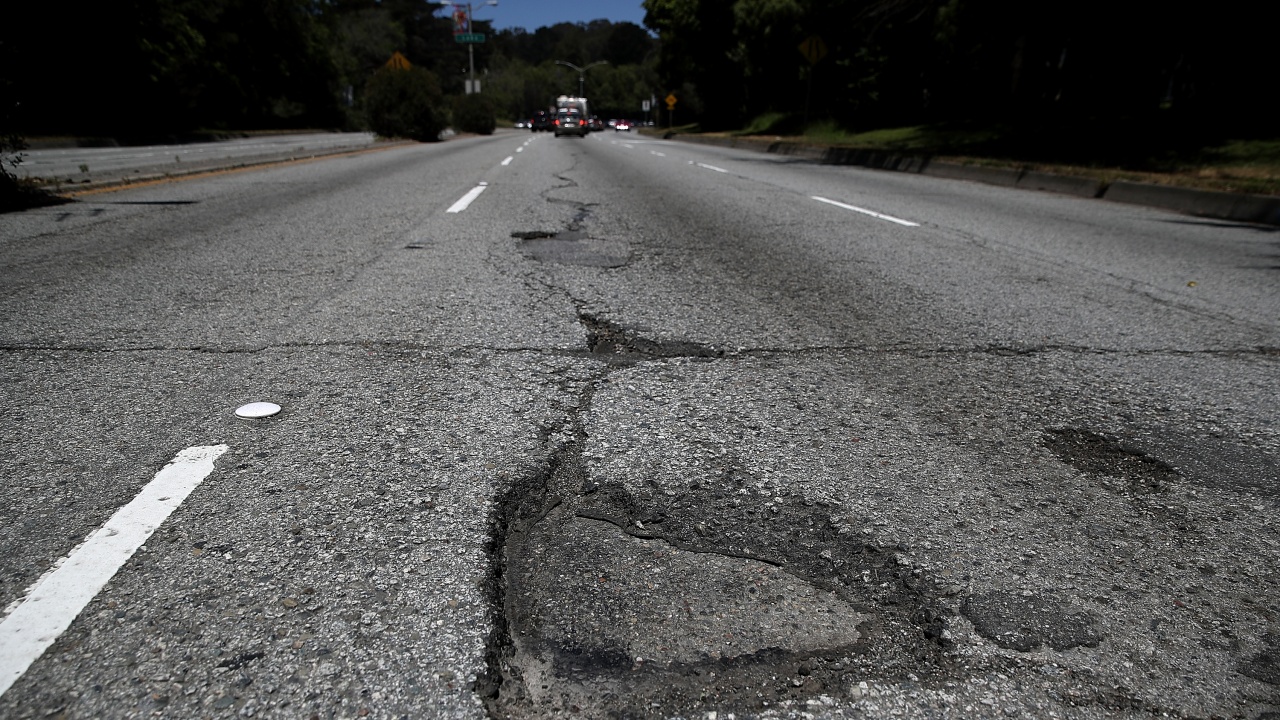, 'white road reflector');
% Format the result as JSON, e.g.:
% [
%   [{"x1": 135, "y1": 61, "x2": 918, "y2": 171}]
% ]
[
  {"x1": 235, "y1": 401, "x2": 281, "y2": 419},
  {"x1": 811, "y1": 196, "x2": 920, "y2": 227},
  {"x1": 447, "y1": 184, "x2": 487, "y2": 213},
  {"x1": 0, "y1": 445, "x2": 229, "y2": 698}
]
